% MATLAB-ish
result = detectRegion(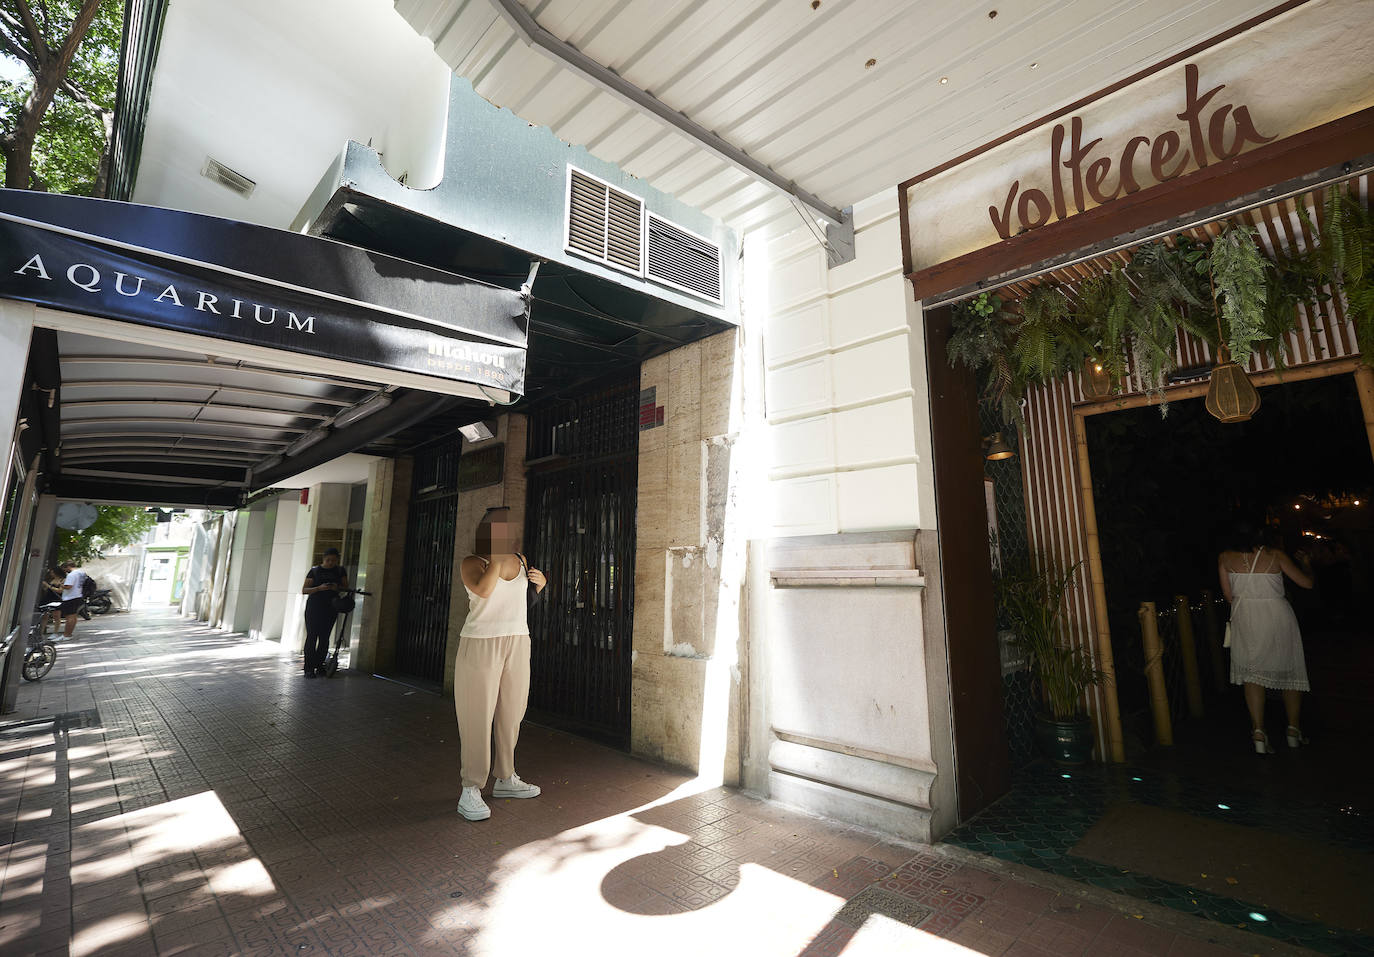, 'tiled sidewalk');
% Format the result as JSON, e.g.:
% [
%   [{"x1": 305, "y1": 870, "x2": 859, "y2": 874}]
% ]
[{"x1": 0, "y1": 610, "x2": 1306, "y2": 956}]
